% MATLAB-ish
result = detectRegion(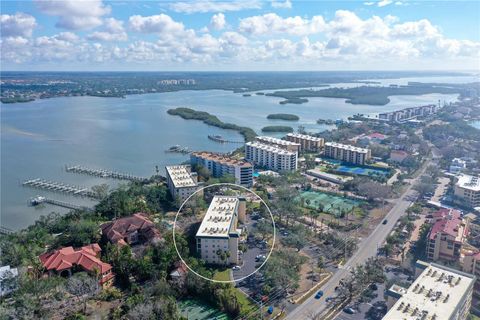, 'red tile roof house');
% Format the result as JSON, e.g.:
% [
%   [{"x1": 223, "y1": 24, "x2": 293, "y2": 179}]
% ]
[
  {"x1": 169, "y1": 261, "x2": 188, "y2": 289},
  {"x1": 100, "y1": 213, "x2": 162, "y2": 247},
  {"x1": 39, "y1": 244, "x2": 114, "y2": 288}
]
